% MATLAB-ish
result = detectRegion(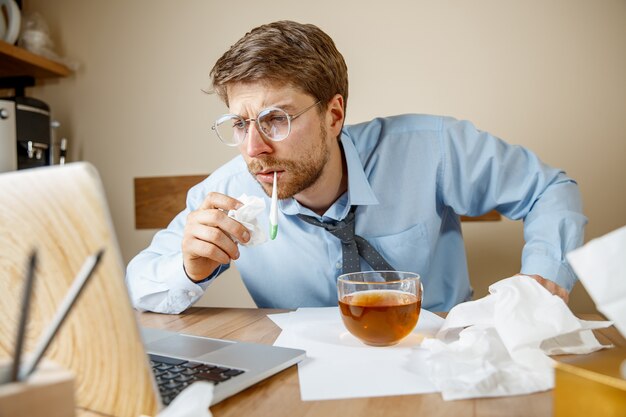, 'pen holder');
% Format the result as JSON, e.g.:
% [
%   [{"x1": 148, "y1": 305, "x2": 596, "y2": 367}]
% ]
[{"x1": 0, "y1": 359, "x2": 75, "y2": 417}]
